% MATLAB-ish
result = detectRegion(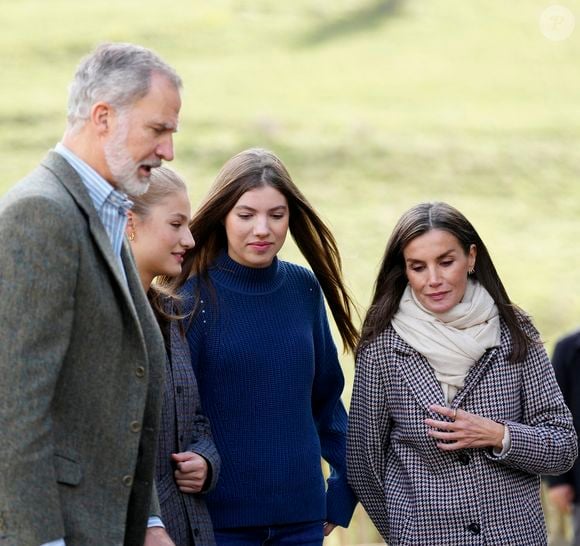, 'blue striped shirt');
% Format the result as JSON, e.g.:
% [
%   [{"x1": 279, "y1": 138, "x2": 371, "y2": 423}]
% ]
[{"x1": 54, "y1": 143, "x2": 133, "y2": 278}]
